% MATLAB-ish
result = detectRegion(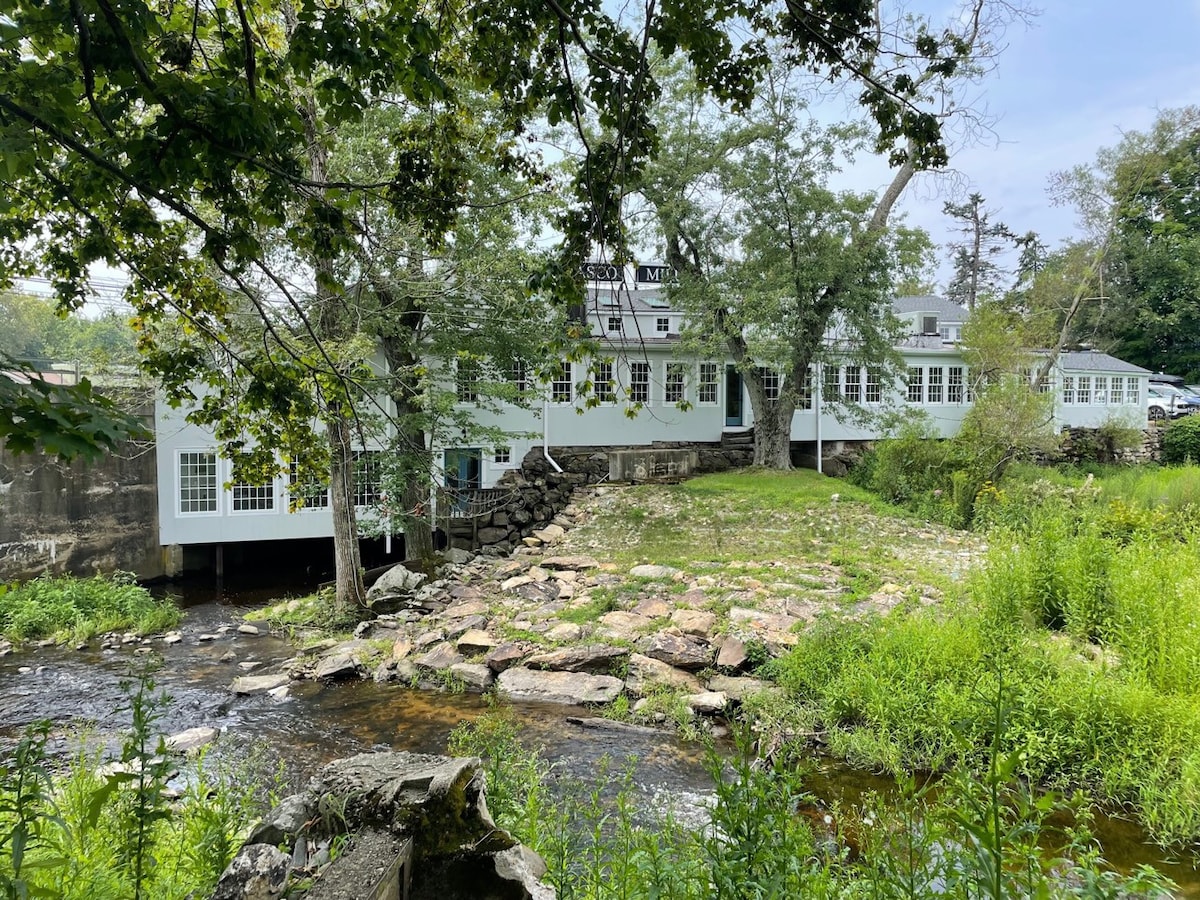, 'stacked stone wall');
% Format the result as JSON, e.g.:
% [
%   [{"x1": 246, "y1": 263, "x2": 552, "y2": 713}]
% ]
[{"x1": 447, "y1": 441, "x2": 753, "y2": 554}]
